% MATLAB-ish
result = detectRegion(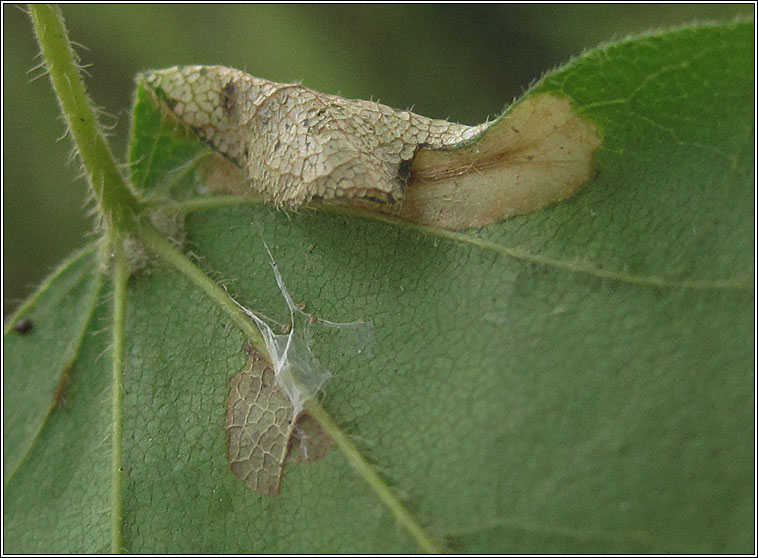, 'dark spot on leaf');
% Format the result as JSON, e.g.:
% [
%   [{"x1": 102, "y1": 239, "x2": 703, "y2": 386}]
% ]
[{"x1": 12, "y1": 319, "x2": 33, "y2": 335}]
